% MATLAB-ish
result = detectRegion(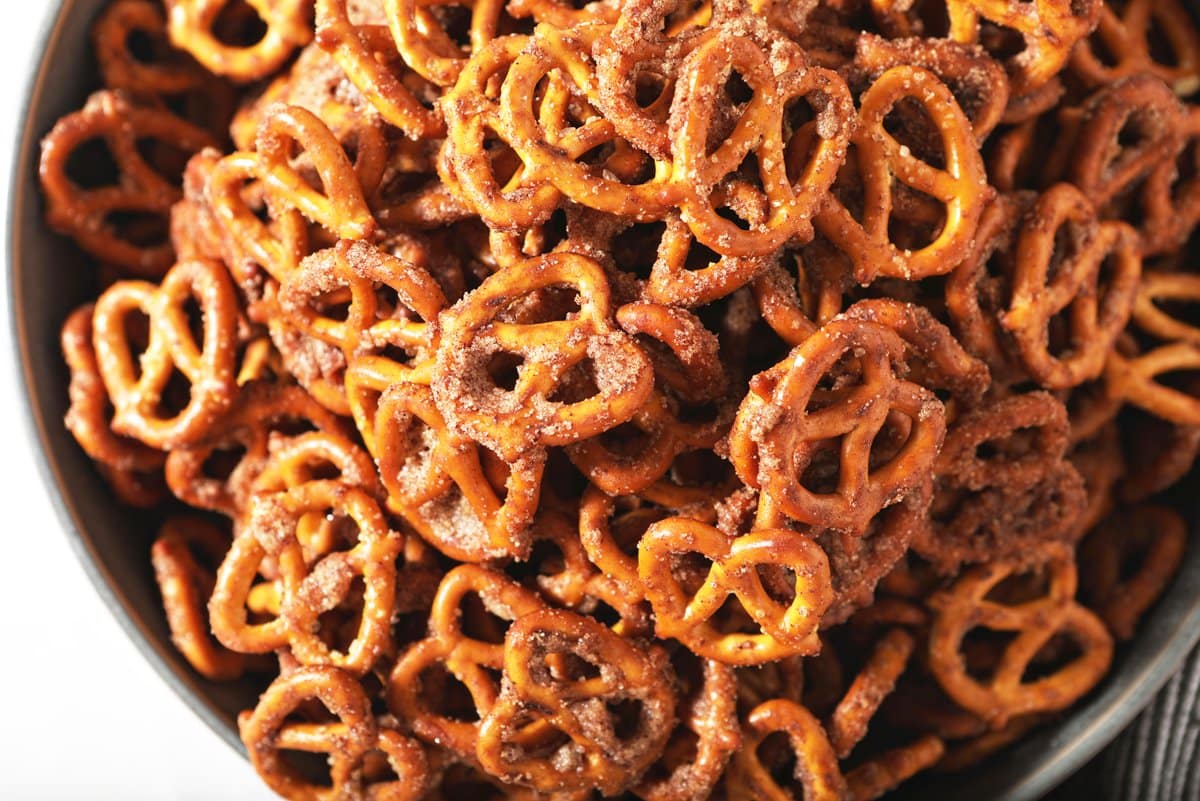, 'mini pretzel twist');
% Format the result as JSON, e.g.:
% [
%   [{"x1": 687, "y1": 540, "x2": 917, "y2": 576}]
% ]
[
  {"x1": 1079, "y1": 504, "x2": 1187, "y2": 640},
  {"x1": 1000, "y1": 183, "x2": 1142, "y2": 389},
  {"x1": 165, "y1": 0, "x2": 313, "y2": 82},
  {"x1": 240, "y1": 665, "x2": 430, "y2": 801},
  {"x1": 729, "y1": 699, "x2": 848, "y2": 800},
  {"x1": 39, "y1": 90, "x2": 216, "y2": 276},
  {"x1": 814, "y1": 65, "x2": 988, "y2": 283},
  {"x1": 476, "y1": 607, "x2": 677, "y2": 795},
  {"x1": 432, "y1": 252, "x2": 654, "y2": 461},
  {"x1": 729, "y1": 317, "x2": 946, "y2": 533},
  {"x1": 91, "y1": 258, "x2": 239, "y2": 449},
  {"x1": 388, "y1": 565, "x2": 546, "y2": 758},
  {"x1": 151, "y1": 516, "x2": 248, "y2": 680},
  {"x1": 927, "y1": 548, "x2": 1114, "y2": 728},
  {"x1": 944, "y1": 0, "x2": 1101, "y2": 94},
  {"x1": 1070, "y1": 0, "x2": 1200, "y2": 94},
  {"x1": 93, "y1": 0, "x2": 211, "y2": 98},
  {"x1": 638, "y1": 516, "x2": 833, "y2": 664}
]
